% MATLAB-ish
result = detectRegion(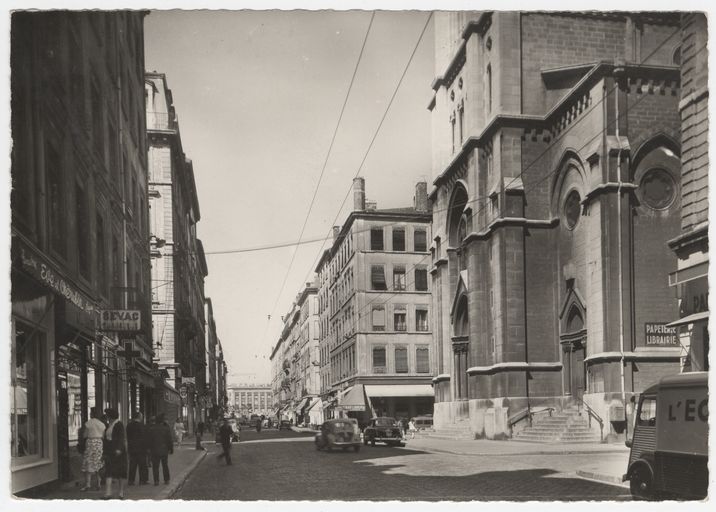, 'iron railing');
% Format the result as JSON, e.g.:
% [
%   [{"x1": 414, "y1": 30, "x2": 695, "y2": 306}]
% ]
[
  {"x1": 508, "y1": 406, "x2": 555, "y2": 431},
  {"x1": 146, "y1": 111, "x2": 177, "y2": 131},
  {"x1": 574, "y1": 396, "x2": 605, "y2": 442}
]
